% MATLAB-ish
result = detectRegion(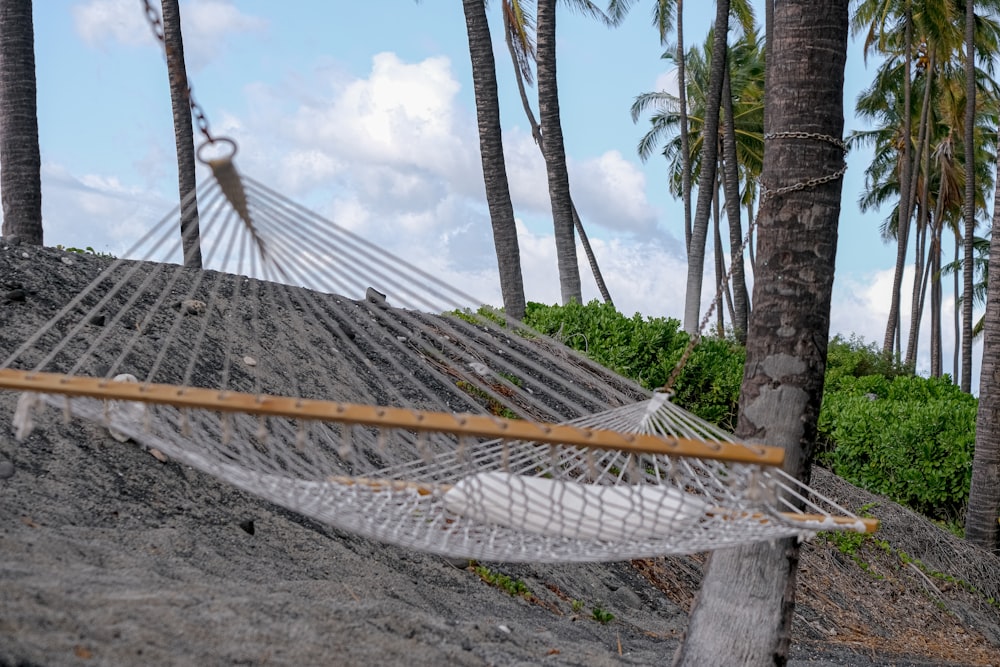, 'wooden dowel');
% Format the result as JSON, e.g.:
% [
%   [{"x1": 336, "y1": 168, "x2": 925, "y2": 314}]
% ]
[{"x1": 0, "y1": 369, "x2": 785, "y2": 466}]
